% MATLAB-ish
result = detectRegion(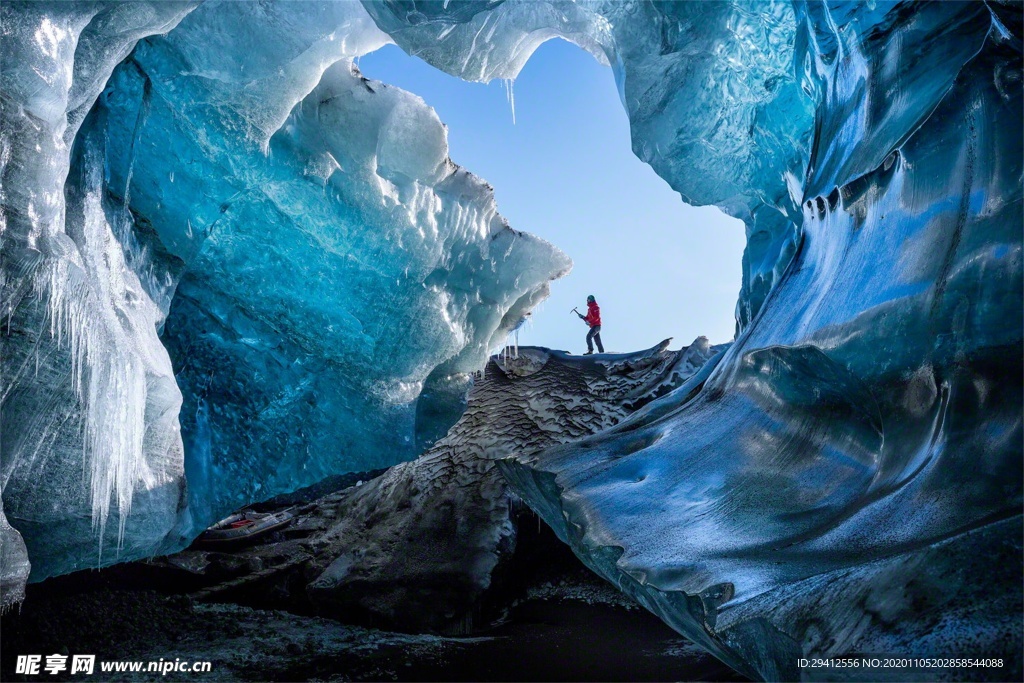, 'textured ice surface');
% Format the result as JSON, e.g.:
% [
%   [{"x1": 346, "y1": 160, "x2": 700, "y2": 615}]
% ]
[
  {"x1": 304, "y1": 339, "x2": 722, "y2": 632},
  {"x1": 146, "y1": 339, "x2": 722, "y2": 633},
  {"x1": 2, "y1": 7, "x2": 1020, "y2": 675},
  {"x1": 365, "y1": 0, "x2": 1023, "y2": 678},
  {"x1": 1, "y1": 0, "x2": 197, "y2": 588},
  {"x1": 108, "y1": 1, "x2": 570, "y2": 525},
  {"x1": 362, "y1": 0, "x2": 815, "y2": 332},
  {"x1": 0, "y1": 501, "x2": 30, "y2": 611},
  {"x1": 1, "y1": 0, "x2": 568, "y2": 585}
]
